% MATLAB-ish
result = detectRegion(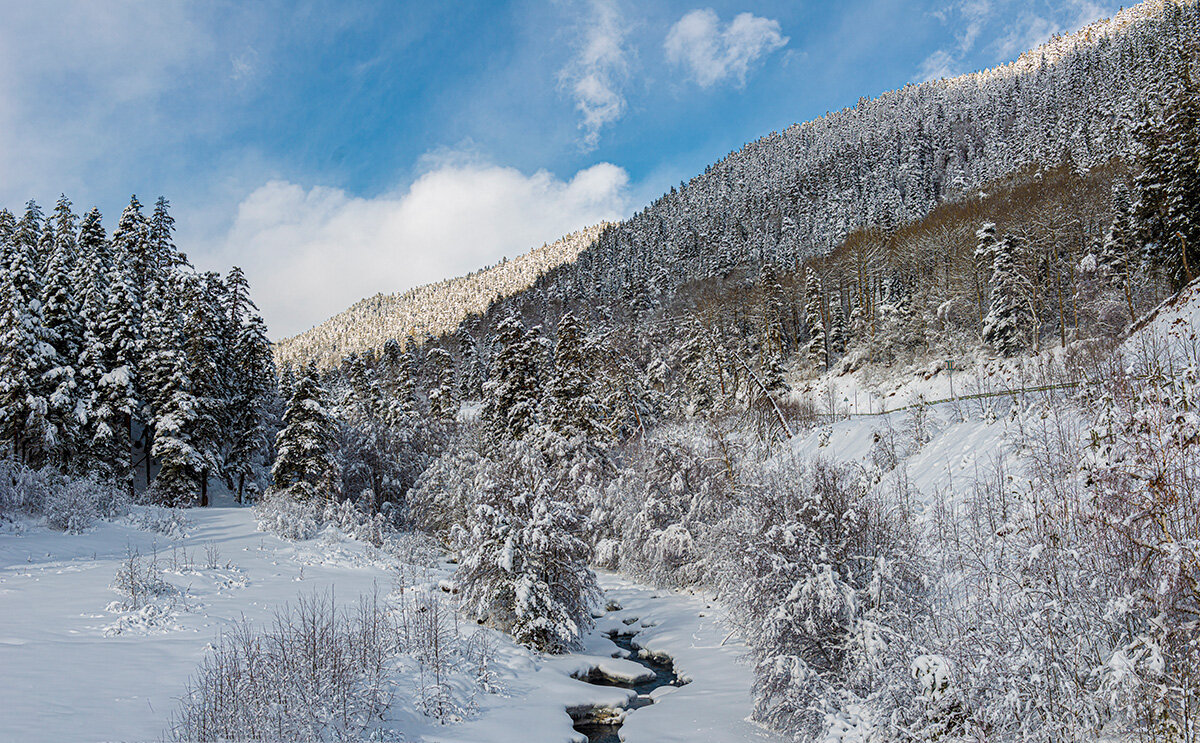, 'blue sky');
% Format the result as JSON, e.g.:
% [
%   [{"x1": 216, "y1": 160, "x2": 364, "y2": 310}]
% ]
[{"x1": 0, "y1": 0, "x2": 1118, "y2": 337}]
